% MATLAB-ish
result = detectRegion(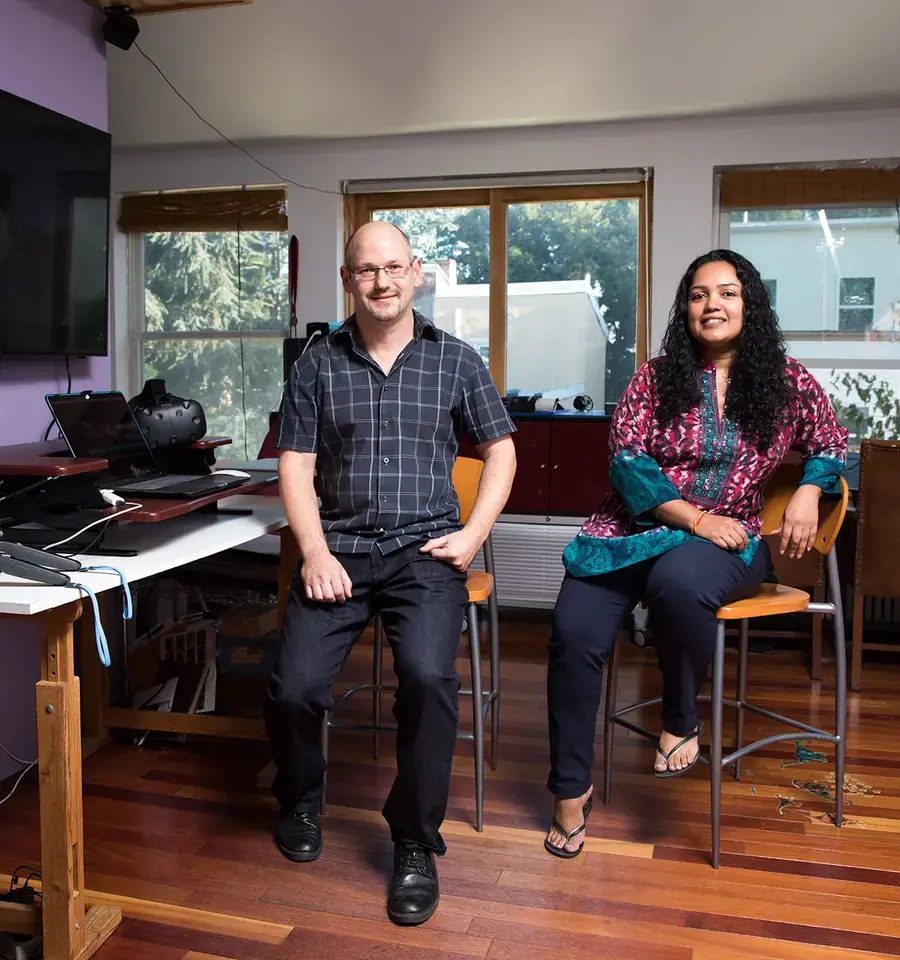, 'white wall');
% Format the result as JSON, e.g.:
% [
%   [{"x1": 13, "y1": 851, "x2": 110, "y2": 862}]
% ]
[{"x1": 111, "y1": 105, "x2": 900, "y2": 394}]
